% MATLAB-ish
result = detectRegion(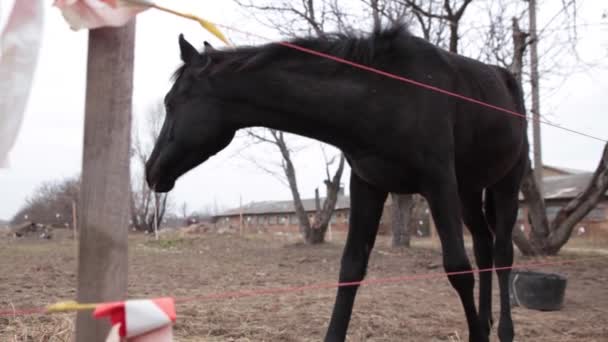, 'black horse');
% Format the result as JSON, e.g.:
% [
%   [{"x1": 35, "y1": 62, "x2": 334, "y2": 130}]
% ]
[{"x1": 145, "y1": 26, "x2": 528, "y2": 342}]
